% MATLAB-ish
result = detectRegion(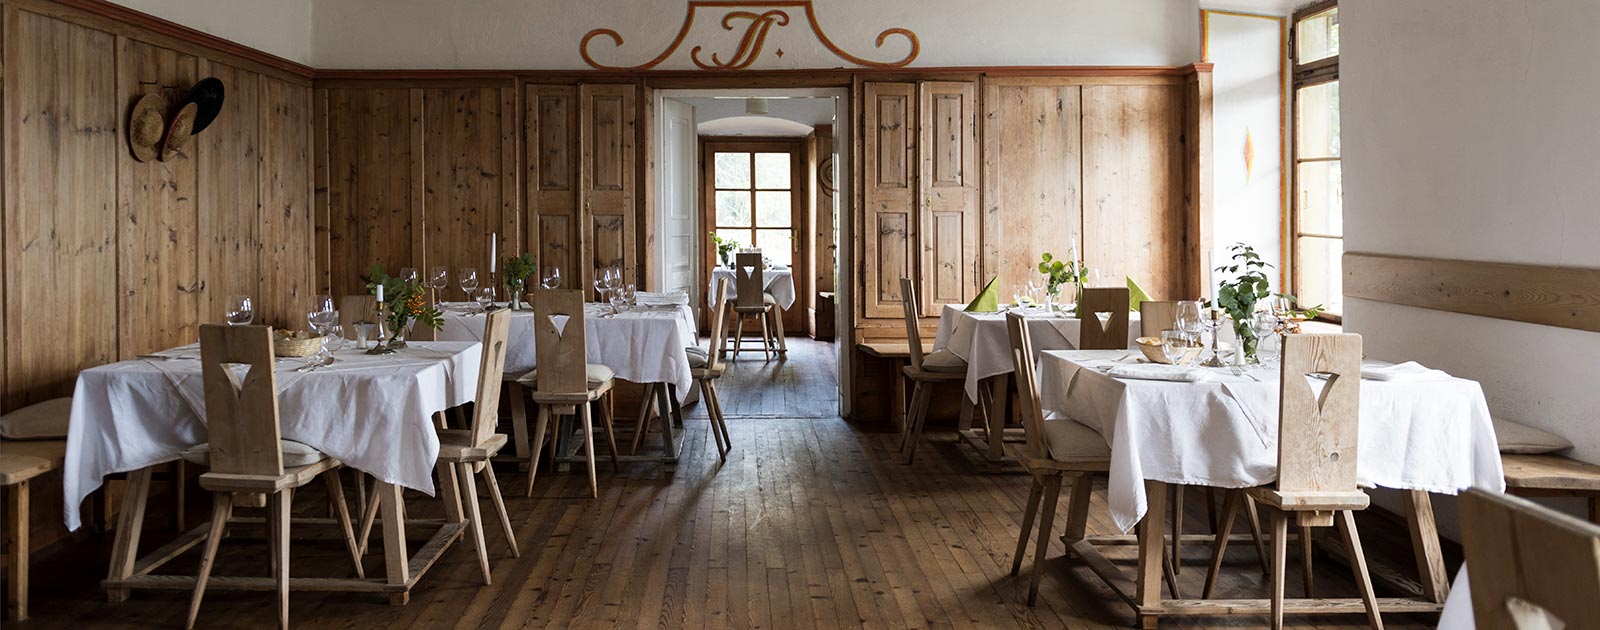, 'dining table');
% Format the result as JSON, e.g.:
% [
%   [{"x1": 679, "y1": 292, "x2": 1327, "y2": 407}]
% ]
[
  {"x1": 66, "y1": 340, "x2": 482, "y2": 605},
  {"x1": 1035, "y1": 349, "x2": 1505, "y2": 626},
  {"x1": 929, "y1": 304, "x2": 1141, "y2": 467}
]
